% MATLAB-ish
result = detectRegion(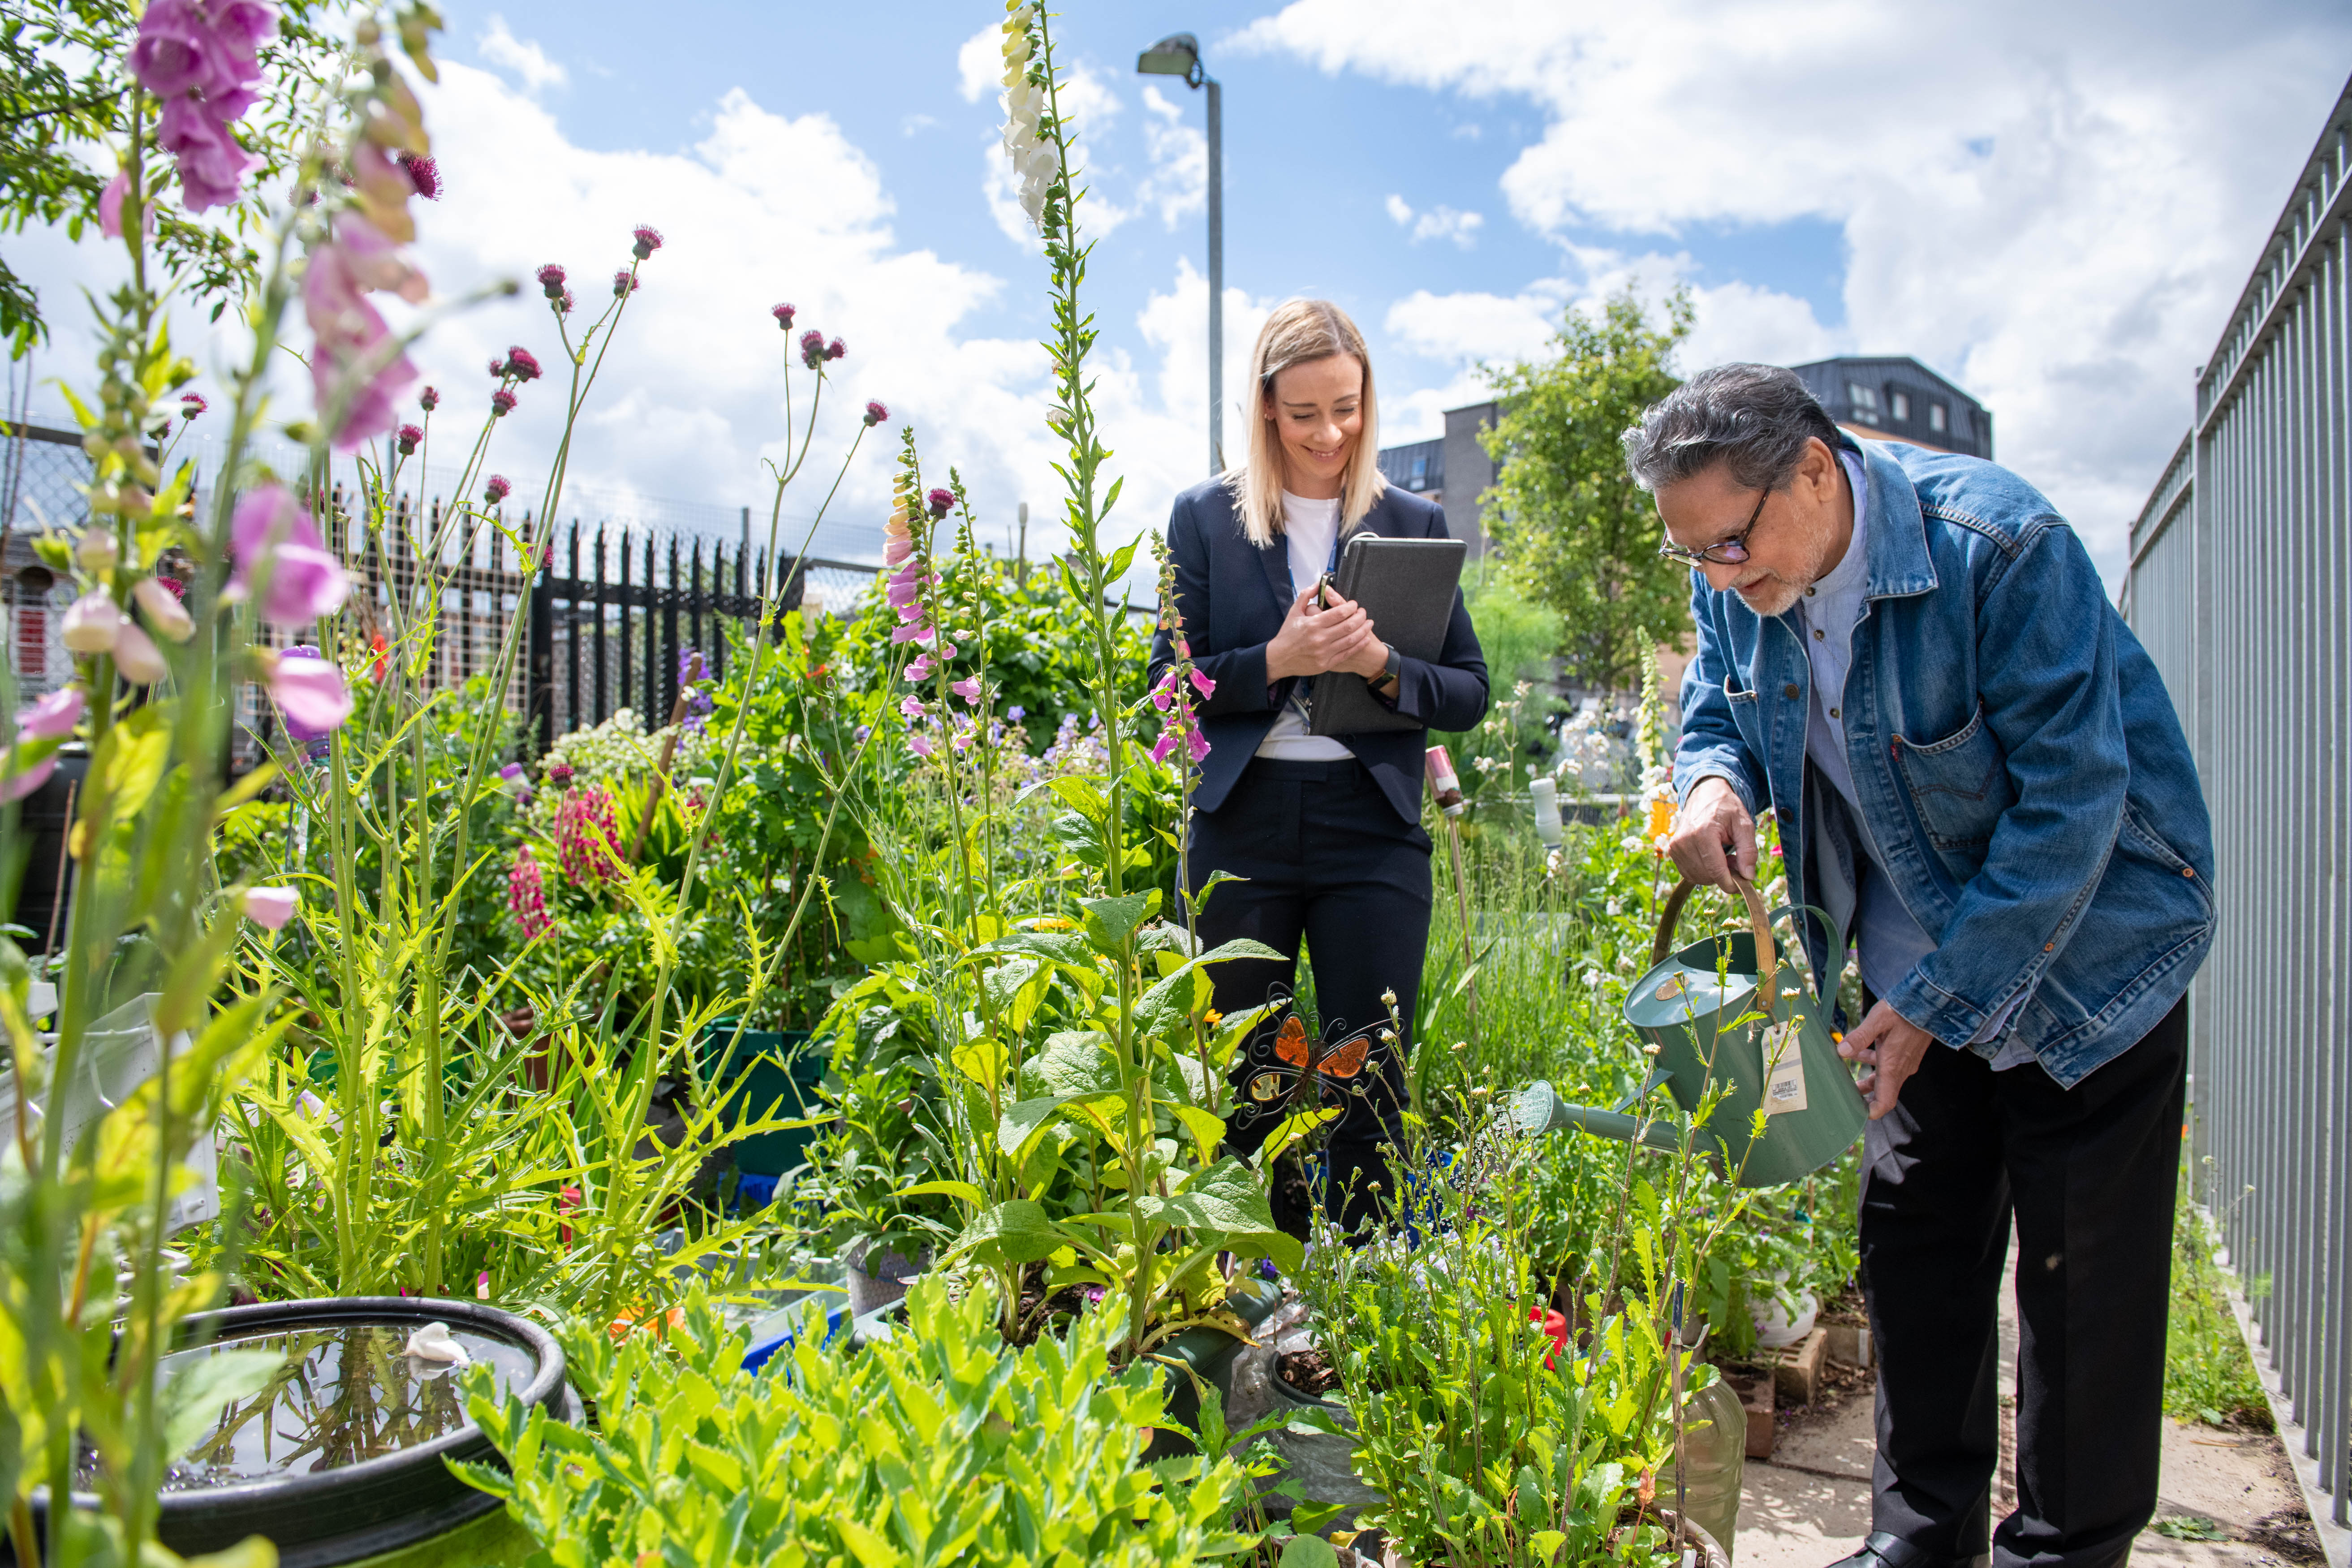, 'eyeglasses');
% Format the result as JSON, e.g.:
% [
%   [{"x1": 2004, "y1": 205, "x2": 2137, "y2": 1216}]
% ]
[{"x1": 1657, "y1": 485, "x2": 1769, "y2": 569}]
